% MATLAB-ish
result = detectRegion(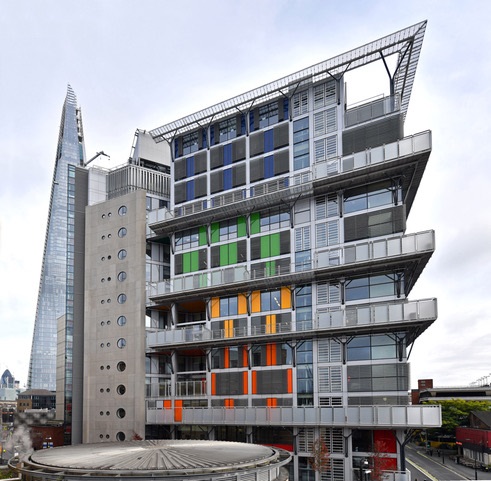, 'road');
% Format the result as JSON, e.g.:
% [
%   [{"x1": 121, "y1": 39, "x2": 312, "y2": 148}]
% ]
[{"x1": 406, "y1": 444, "x2": 491, "y2": 481}]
